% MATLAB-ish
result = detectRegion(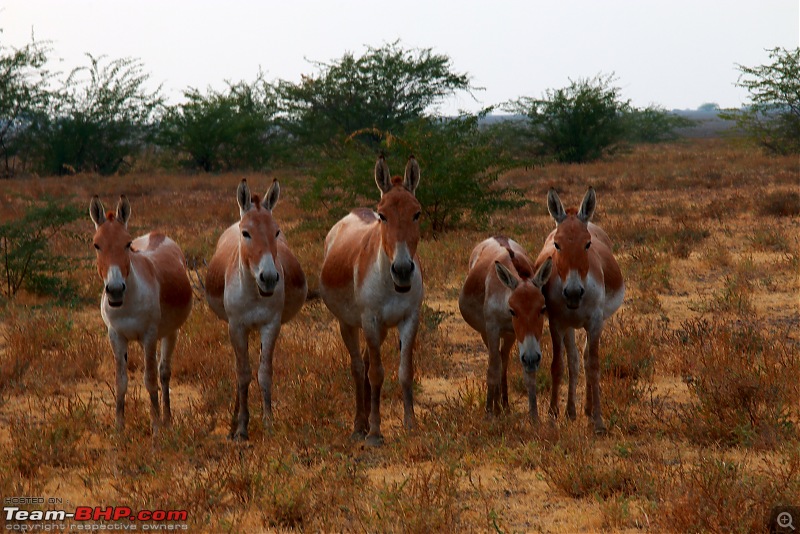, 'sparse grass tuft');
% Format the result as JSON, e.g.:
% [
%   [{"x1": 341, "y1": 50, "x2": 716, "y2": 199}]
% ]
[{"x1": 757, "y1": 189, "x2": 800, "y2": 217}]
